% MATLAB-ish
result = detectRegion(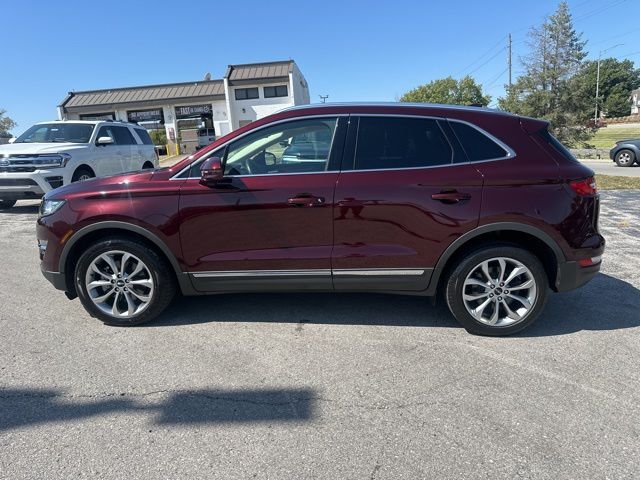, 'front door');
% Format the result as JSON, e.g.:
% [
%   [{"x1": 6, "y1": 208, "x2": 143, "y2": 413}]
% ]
[
  {"x1": 332, "y1": 115, "x2": 483, "y2": 291},
  {"x1": 179, "y1": 116, "x2": 346, "y2": 292}
]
